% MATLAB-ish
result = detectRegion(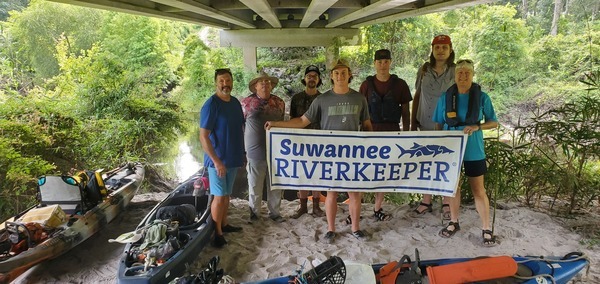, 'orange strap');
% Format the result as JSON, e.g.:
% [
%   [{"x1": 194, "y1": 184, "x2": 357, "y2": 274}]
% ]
[
  {"x1": 427, "y1": 256, "x2": 517, "y2": 284},
  {"x1": 376, "y1": 261, "x2": 401, "y2": 284}
]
